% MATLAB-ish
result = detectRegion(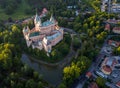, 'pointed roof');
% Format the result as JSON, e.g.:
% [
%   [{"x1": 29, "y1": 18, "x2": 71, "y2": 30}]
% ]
[
  {"x1": 105, "y1": 23, "x2": 110, "y2": 30},
  {"x1": 35, "y1": 13, "x2": 40, "y2": 22},
  {"x1": 116, "y1": 81, "x2": 120, "y2": 88},
  {"x1": 50, "y1": 14, "x2": 55, "y2": 22},
  {"x1": 34, "y1": 9, "x2": 41, "y2": 24},
  {"x1": 86, "y1": 72, "x2": 92, "y2": 78}
]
